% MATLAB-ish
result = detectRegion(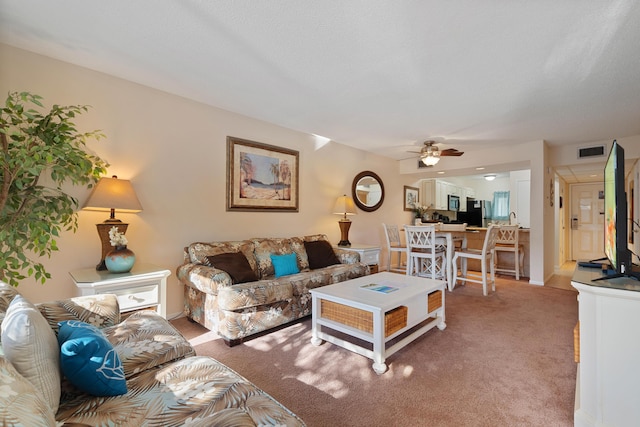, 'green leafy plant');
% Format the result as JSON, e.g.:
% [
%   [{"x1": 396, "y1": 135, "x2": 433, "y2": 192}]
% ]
[{"x1": 0, "y1": 91, "x2": 108, "y2": 286}]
